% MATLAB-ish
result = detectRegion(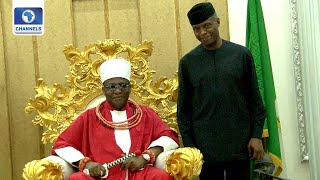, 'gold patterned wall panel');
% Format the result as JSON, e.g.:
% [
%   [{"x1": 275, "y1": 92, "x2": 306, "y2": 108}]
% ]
[
  {"x1": 37, "y1": 0, "x2": 73, "y2": 85},
  {"x1": 211, "y1": 0, "x2": 230, "y2": 40},
  {"x1": 0, "y1": 2, "x2": 12, "y2": 180},
  {"x1": 73, "y1": 0, "x2": 107, "y2": 48},
  {"x1": 109, "y1": 0, "x2": 141, "y2": 46},
  {"x1": 139, "y1": 0, "x2": 179, "y2": 80},
  {"x1": 37, "y1": 0, "x2": 75, "y2": 158},
  {"x1": 0, "y1": 0, "x2": 229, "y2": 179},
  {"x1": 1, "y1": 1, "x2": 42, "y2": 180}
]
